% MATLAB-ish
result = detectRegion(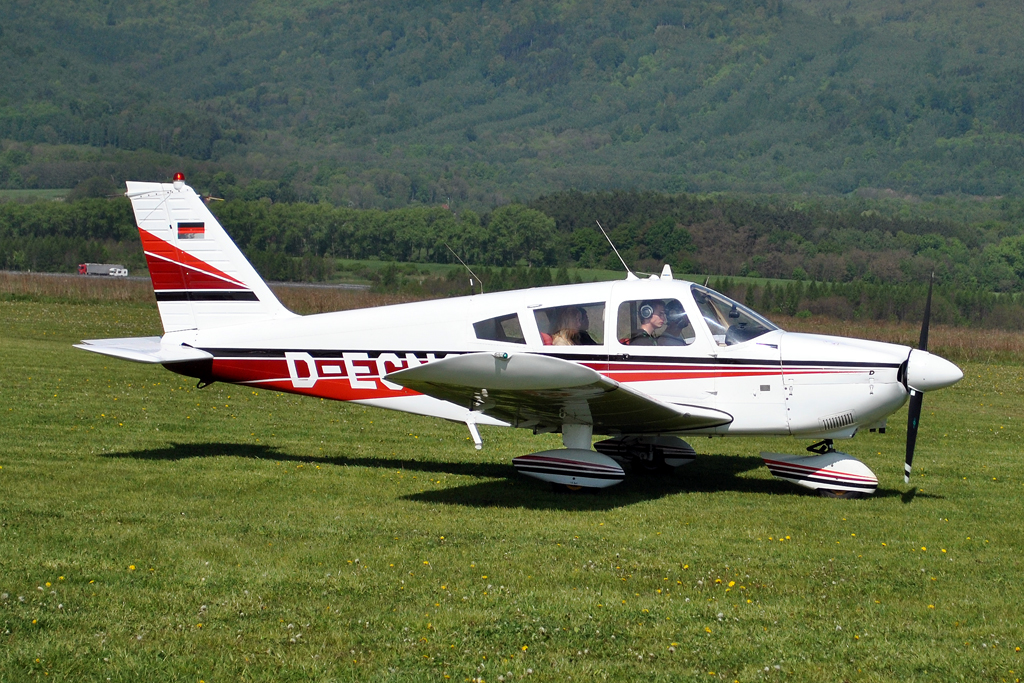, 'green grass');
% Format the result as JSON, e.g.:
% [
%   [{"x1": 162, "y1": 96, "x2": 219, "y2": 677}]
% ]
[{"x1": 2, "y1": 297, "x2": 1023, "y2": 681}]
